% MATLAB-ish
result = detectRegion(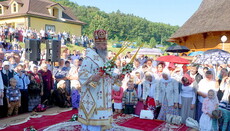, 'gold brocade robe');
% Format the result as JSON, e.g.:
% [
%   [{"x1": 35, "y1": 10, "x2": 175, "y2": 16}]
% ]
[{"x1": 78, "y1": 48, "x2": 113, "y2": 128}]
